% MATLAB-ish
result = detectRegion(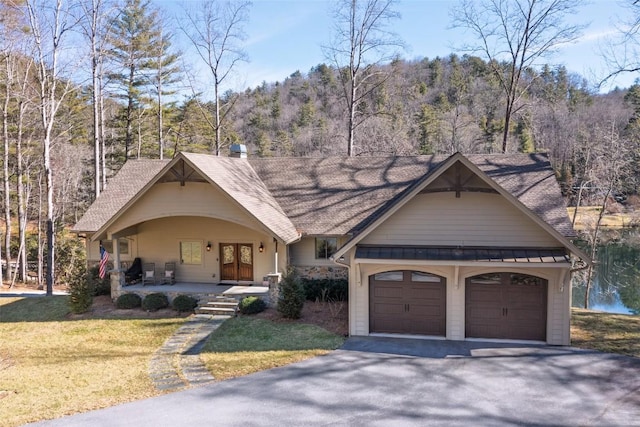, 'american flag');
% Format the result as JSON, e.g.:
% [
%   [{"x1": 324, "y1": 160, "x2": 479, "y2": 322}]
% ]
[{"x1": 99, "y1": 243, "x2": 109, "y2": 279}]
